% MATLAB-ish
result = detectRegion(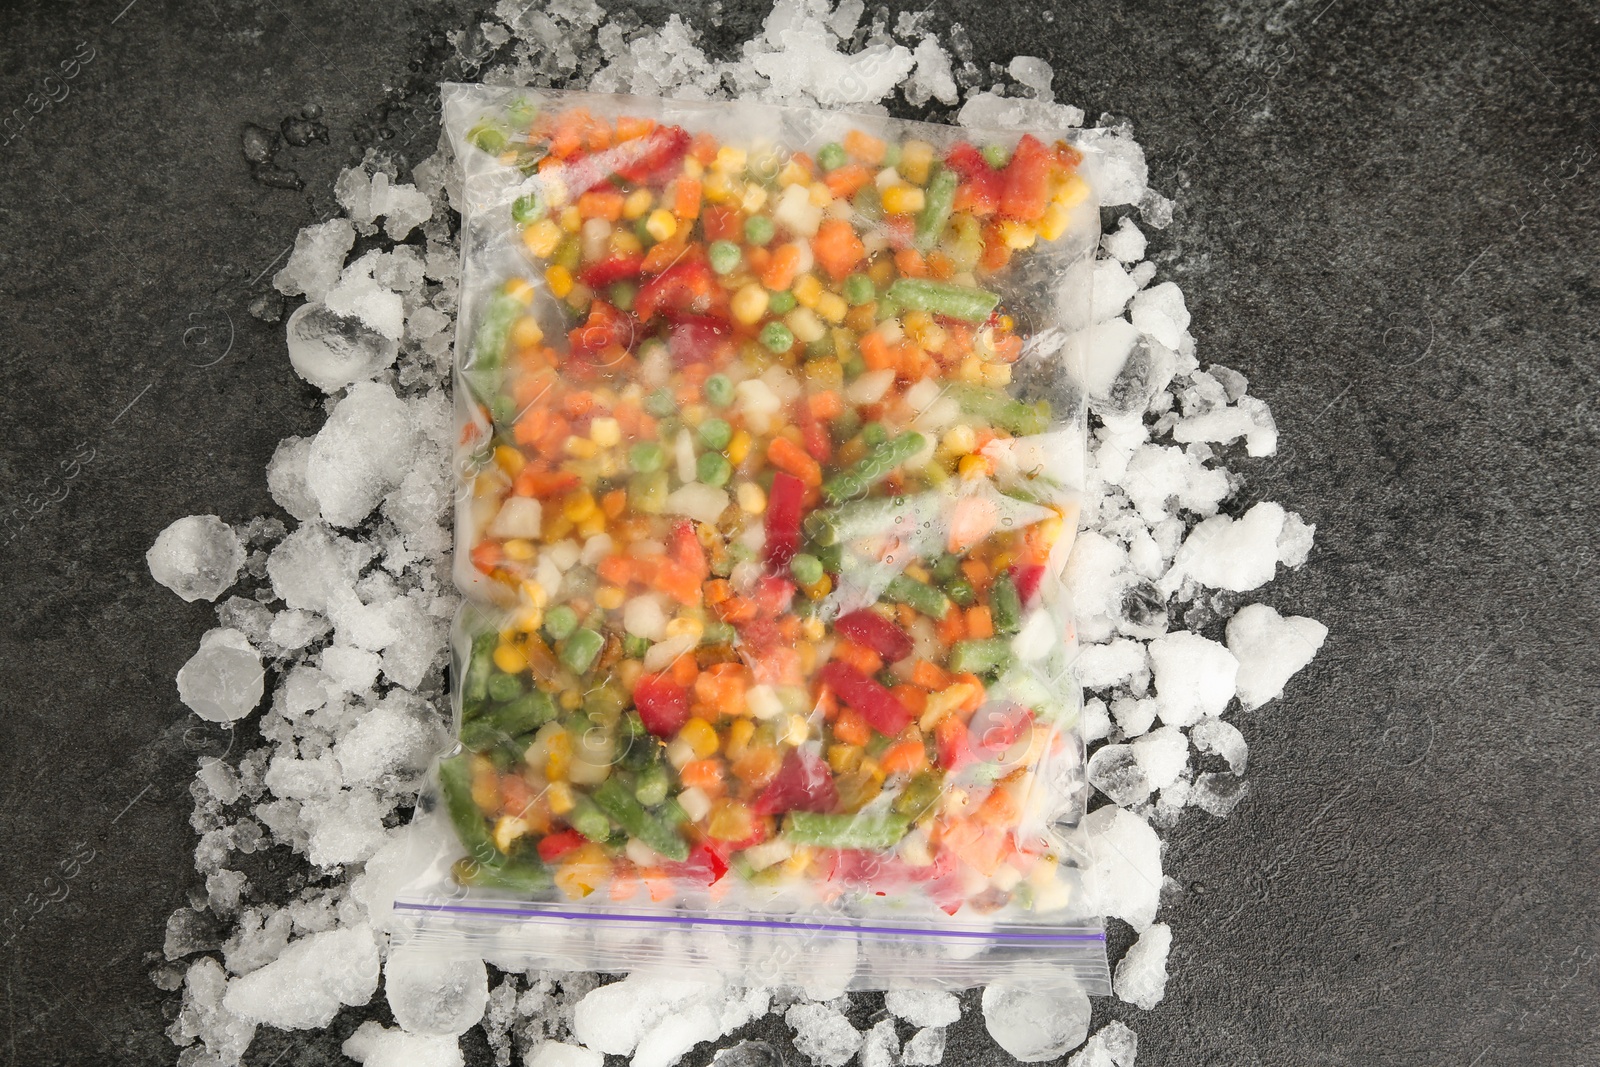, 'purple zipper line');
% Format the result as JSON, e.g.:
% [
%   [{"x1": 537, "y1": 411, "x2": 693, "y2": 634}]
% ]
[{"x1": 394, "y1": 900, "x2": 1106, "y2": 942}]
